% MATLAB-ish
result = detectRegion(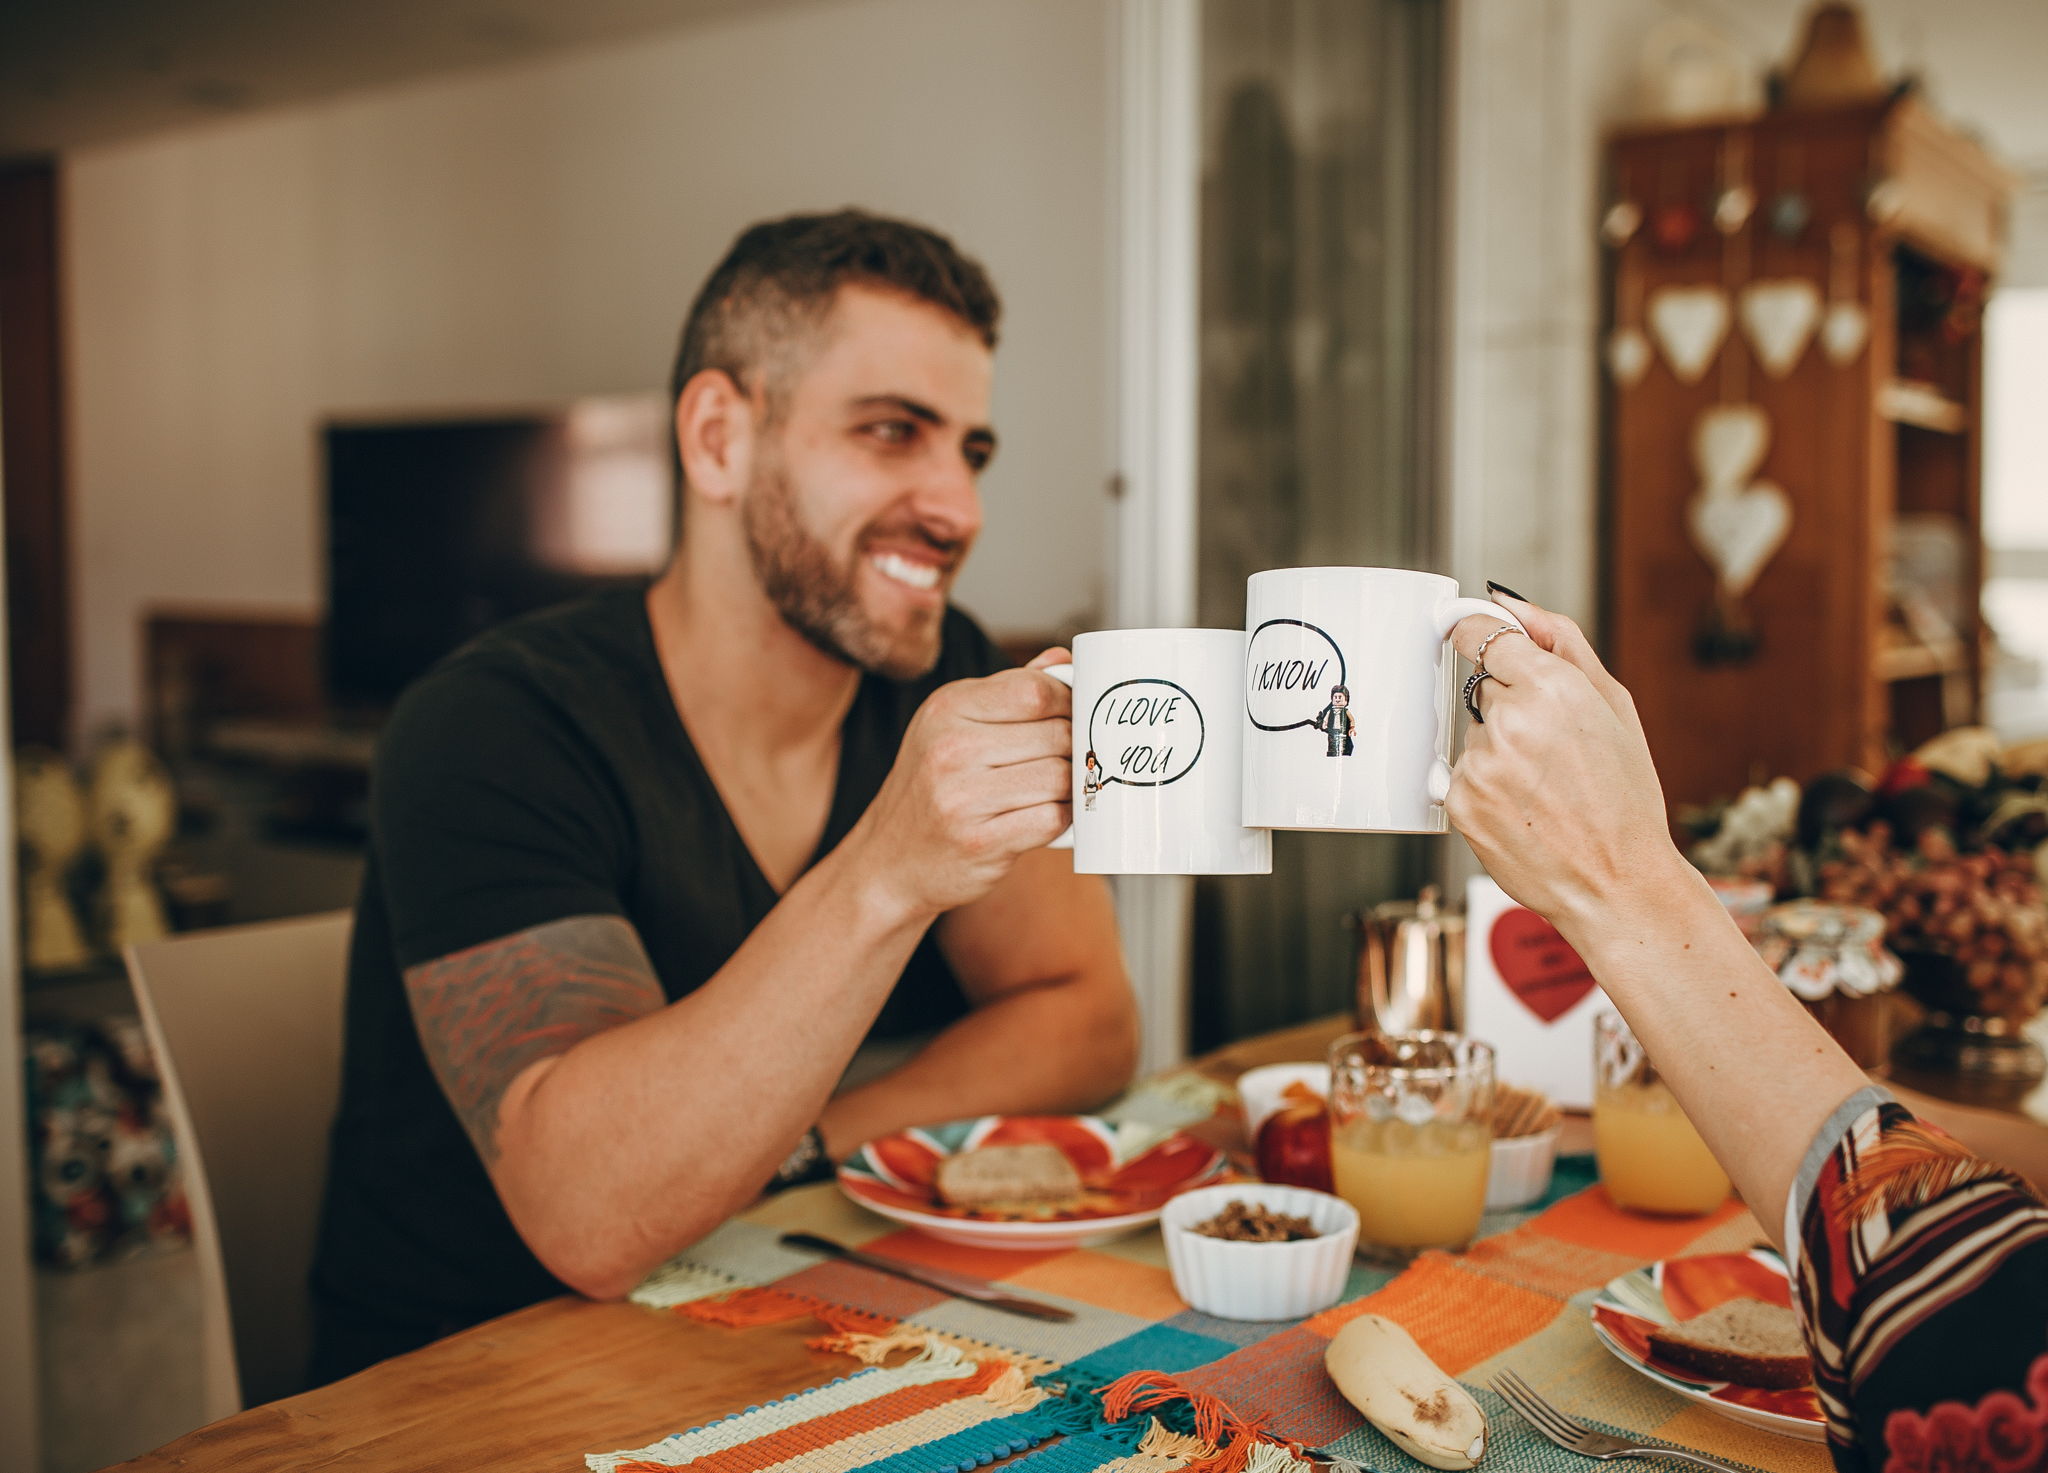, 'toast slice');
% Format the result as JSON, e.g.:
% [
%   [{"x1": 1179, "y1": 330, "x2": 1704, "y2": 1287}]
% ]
[
  {"x1": 934, "y1": 1143, "x2": 1083, "y2": 1210},
  {"x1": 1646, "y1": 1299, "x2": 1812, "y2": 1390}
]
